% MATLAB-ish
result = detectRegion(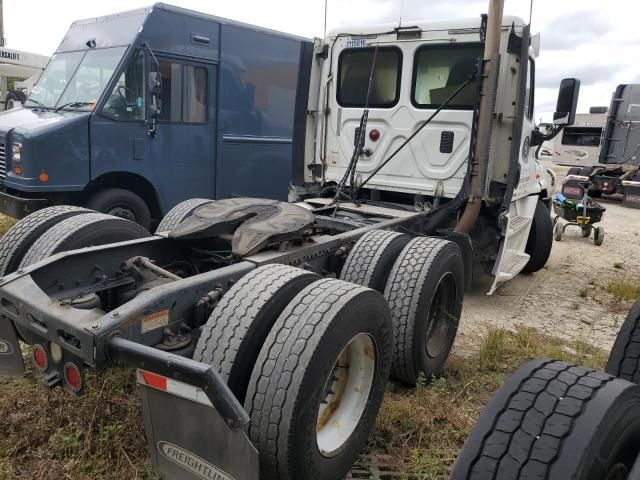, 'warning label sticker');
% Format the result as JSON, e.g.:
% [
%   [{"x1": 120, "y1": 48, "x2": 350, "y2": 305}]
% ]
[{"x1": 141, "y1": 310, "x2": 169, "y2": 334}]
